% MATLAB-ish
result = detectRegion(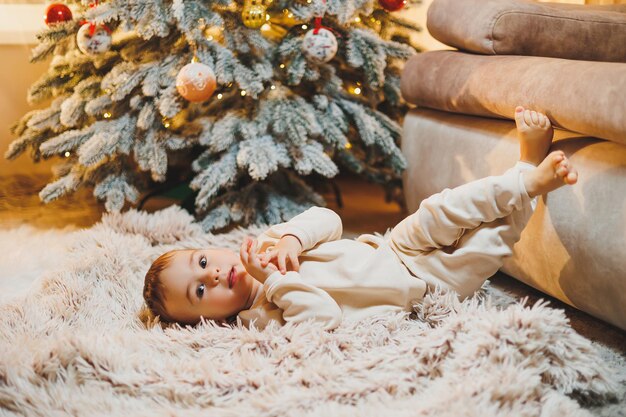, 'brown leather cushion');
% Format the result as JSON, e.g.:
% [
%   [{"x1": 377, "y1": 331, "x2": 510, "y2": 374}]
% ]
[
  {"x1": 400, "y1": 51, "x2": 626, "y2": 145},
  {"x1": 427, "y1": 0, "x2": 626, "y2": 62}
]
